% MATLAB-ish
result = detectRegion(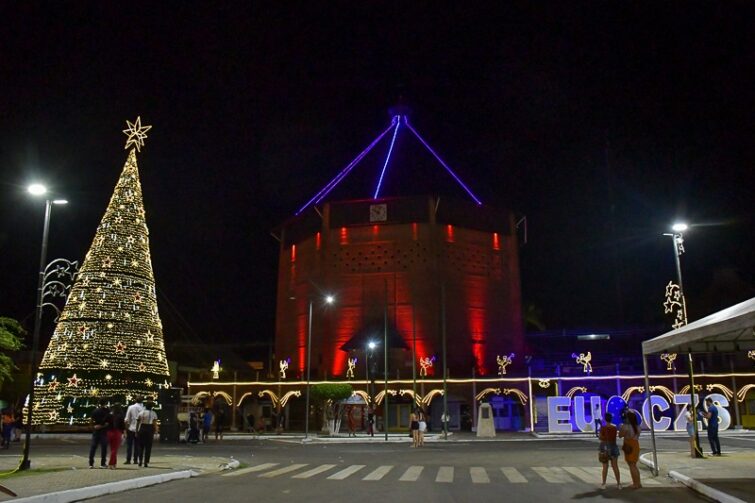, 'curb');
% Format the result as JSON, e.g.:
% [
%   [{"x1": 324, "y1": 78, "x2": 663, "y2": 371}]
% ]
[
  {"x1": 639, "y1": 452, "x2": 746, "y2": 503},
  {"x1": 13, "y1": 469, "x2": 198, "y2": 503}
]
